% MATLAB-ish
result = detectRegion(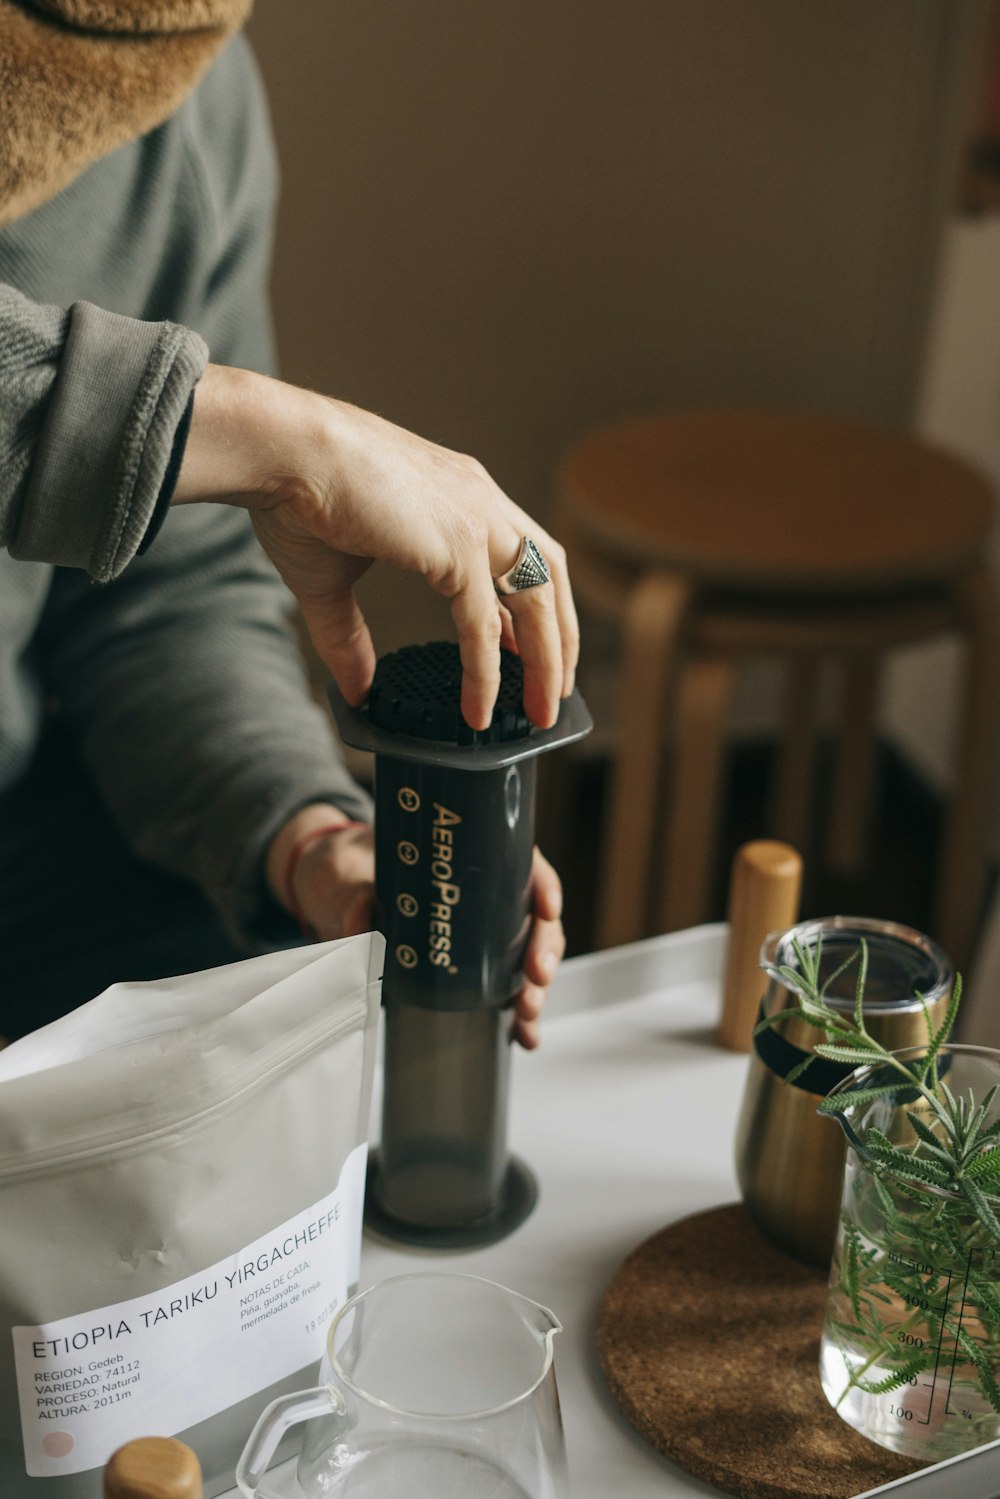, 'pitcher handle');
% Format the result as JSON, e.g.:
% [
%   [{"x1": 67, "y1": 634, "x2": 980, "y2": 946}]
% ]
[{"x1": 235, "y1": 1384, "x2": 346, "y2": 1498}]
